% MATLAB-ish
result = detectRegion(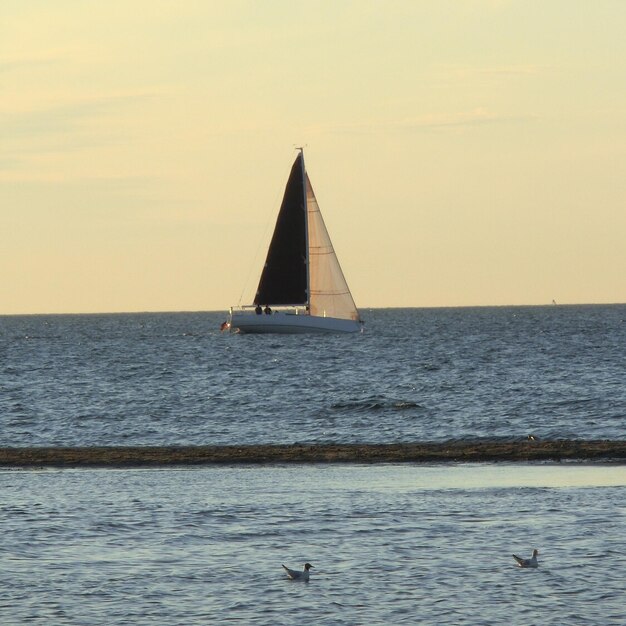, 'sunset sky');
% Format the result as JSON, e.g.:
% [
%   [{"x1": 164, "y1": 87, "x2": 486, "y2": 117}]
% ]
[{"x1": 2, "y1": 1, "x2": 625, "y2": 314}]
